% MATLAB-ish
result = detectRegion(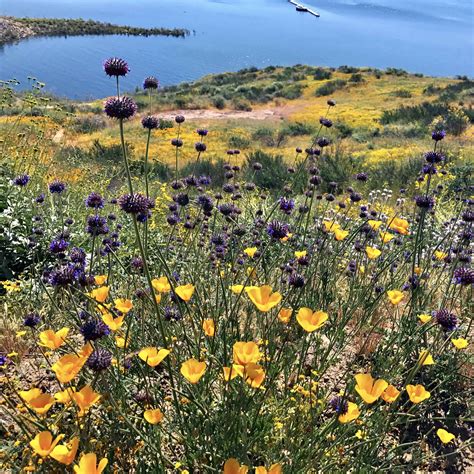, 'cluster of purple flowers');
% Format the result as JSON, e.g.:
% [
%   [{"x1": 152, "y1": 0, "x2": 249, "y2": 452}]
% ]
[
  {"x1": 86, "y1": 215, "x2": 109, "y2": 236},
  {"x1": 104, "y1": 96, "x2": 138, "y2": 120},
  {"x1": 118, "y1": 193, "x2": 154, "y2": 218},
  {"x1": 13, "y1": 174, "x2": 30, "y2": 186}
]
